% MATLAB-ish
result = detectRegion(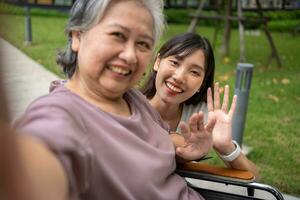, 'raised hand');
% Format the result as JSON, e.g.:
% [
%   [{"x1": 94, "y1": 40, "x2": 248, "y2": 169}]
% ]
[
  {"x1": 207, "y1": 82, "x2": 237, "y2": 155},
  {"x1": 174, "y1": 112, "x2": 216, "y2": 161}
]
